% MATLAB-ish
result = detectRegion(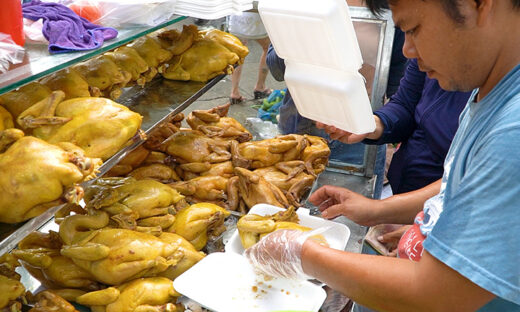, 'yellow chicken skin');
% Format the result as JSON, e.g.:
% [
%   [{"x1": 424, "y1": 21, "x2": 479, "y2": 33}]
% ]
[
  {"x1": 153, "y1": 25, "x2": 199, "y2": 56},
  {"x1": 0, "y1": 254, "x2": 25, "y2": 311},
  {"x1": 59, "y1": 211, "x2": 187, "y2": 285},
  {"x1": 199, "y1": 29, "x2": 249, "y2": 64},
  {"x1": 169, "y1": 176, "x2": 229, "y2": 202},
  {"x1": 231, "y1": 134, "x2": 308, "y2": 169},
  {"x1": 73, "y1": 55, "x2": 131, "y2": 100},
  {"x1": 40, "y1": 67, "x2": 97, "y2": 99},
  {"x1": 12, "y1": 231, "x2": 100, "y2": 290},
  {"x1": 0, "y1": 106, "x2": 14, "y2": 131},
  {"x1": 177, "y1": 160, "x2": 234, "y2": 180},
  {"x1": 0, "y1": 82, "x2": 51, "y2": 119},
  {"x1": 104, "y1": 46, "x2": 150, "y2": 87},
  {"x1": 157, "y1": 232, "x2": 205, "y2": 280},
  {"x1": 187, "y1": 103, "x2": 252, "y2": 142},
  {"x1": 162, "y1": 39, "x2": 239, "y2": 82},
  {"x1": 84, "y1": 178, "x2": 184, "y2": 231},
  {"x1": 237, "y1": 206, "x2": 299, "y2": 249},
  {"x1": 171, "y1": 203, "x2": 230, "y2": 251},
  {"x1": 17, "y1": 91, "x2": 143, "y2": 160},
  {"x1": 76, "y1": 277, "x2": 181, "y2": 312},
  {"x1": 0, "y1": 134, "x2": 100, "y2": 223},
  {"x1": 127, "y1": 35, "x2": 173, "y2": 82},
  {"x1": 161, "y1": 129, "x2": 231, "y2": 164}
]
